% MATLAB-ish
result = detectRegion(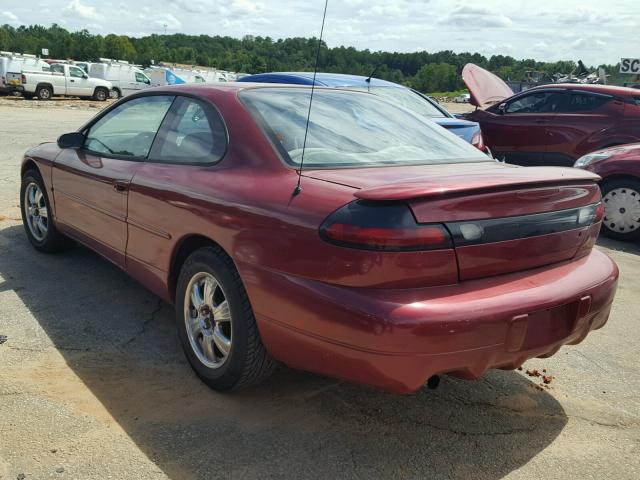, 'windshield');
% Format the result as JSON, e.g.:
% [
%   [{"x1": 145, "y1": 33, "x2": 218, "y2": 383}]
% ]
[
  {"x1": 240, "y1": 88, "x2": 488, "y2": 168},
  {"x1": 359, "y1": 86, "x2": 446, "y2": 119}
]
